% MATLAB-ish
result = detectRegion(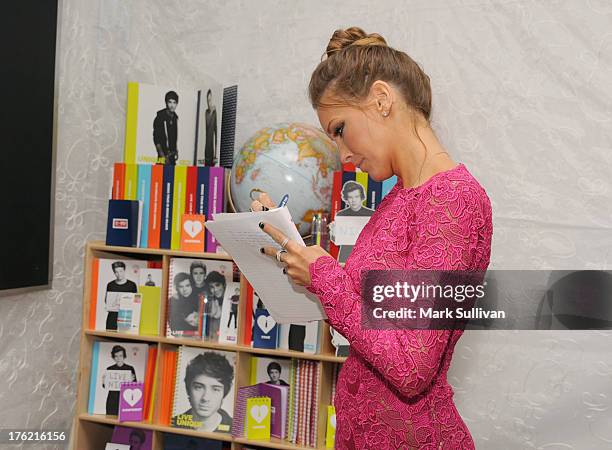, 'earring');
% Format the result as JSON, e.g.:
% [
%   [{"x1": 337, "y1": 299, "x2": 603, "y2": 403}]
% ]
[{"x1": 382, "y1": 110, "x2": 389, "y2": 117}]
